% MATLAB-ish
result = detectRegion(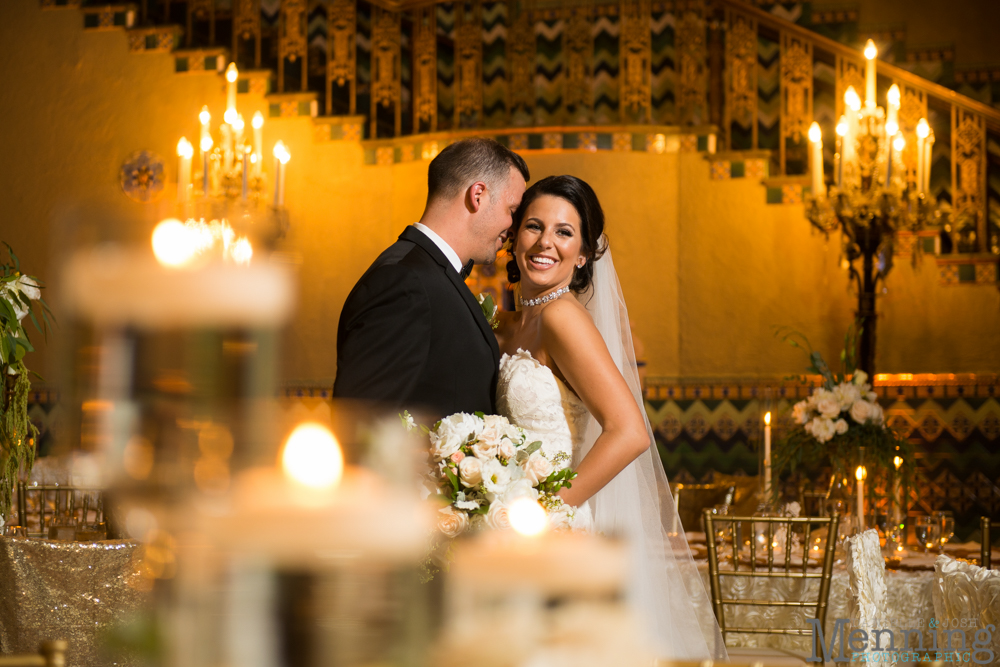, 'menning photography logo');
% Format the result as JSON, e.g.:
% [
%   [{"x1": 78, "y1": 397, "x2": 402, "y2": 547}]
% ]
[{"x1": 806, "y1": 618, "x2": 996, "y2": 664}]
